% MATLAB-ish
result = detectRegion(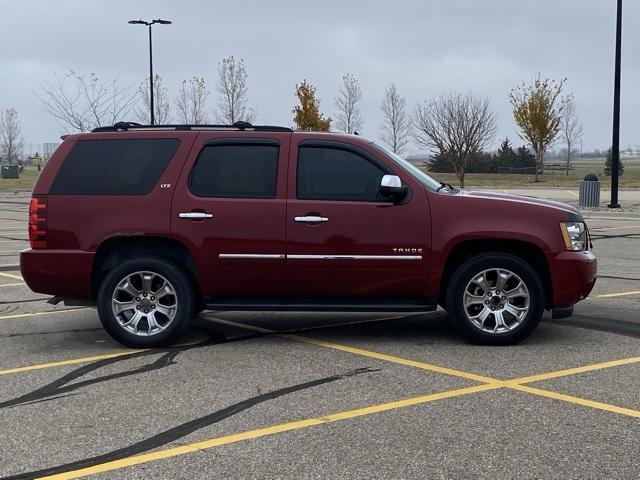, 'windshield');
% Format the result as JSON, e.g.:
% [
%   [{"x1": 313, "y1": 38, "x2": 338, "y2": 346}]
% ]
[{"x1": 371, "y1": 143, "x2": 442, "y2": 192}]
